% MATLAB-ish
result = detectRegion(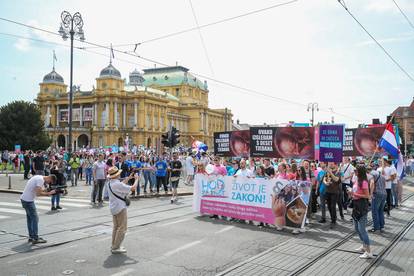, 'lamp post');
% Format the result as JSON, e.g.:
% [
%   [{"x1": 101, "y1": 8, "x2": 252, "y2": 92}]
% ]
[
  {"x1": 307, "y1": 102, "x2": 319, "y2": 126},
  {"x1": 58, "y1": 11, "x2": 85, "y2": 154}
]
